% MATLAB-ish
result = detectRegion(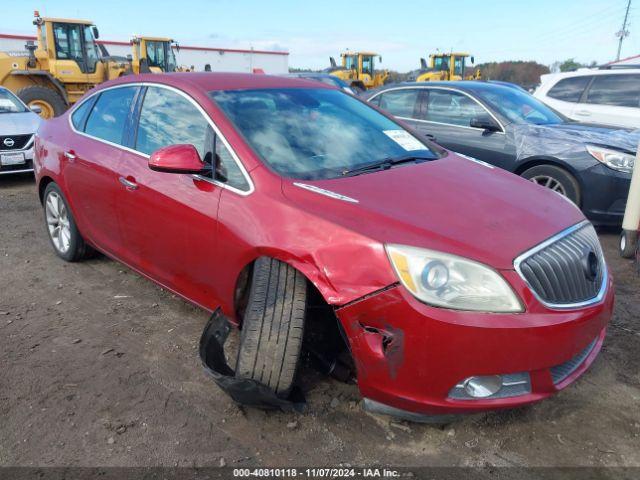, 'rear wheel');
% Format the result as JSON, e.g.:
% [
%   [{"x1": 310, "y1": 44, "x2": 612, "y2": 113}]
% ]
[
  {"x1": 17, "y1": 86, "x2": 67, "y2": 119},
  {"x1": 521, "y1": 164, "x2": 581, "y2": 205},
  {"x1": 43, "y1": 183, "x2": 93, "y2": 262},
  {"x1": 236, "y1": 257, "x2": 307, "y2": 395}
]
